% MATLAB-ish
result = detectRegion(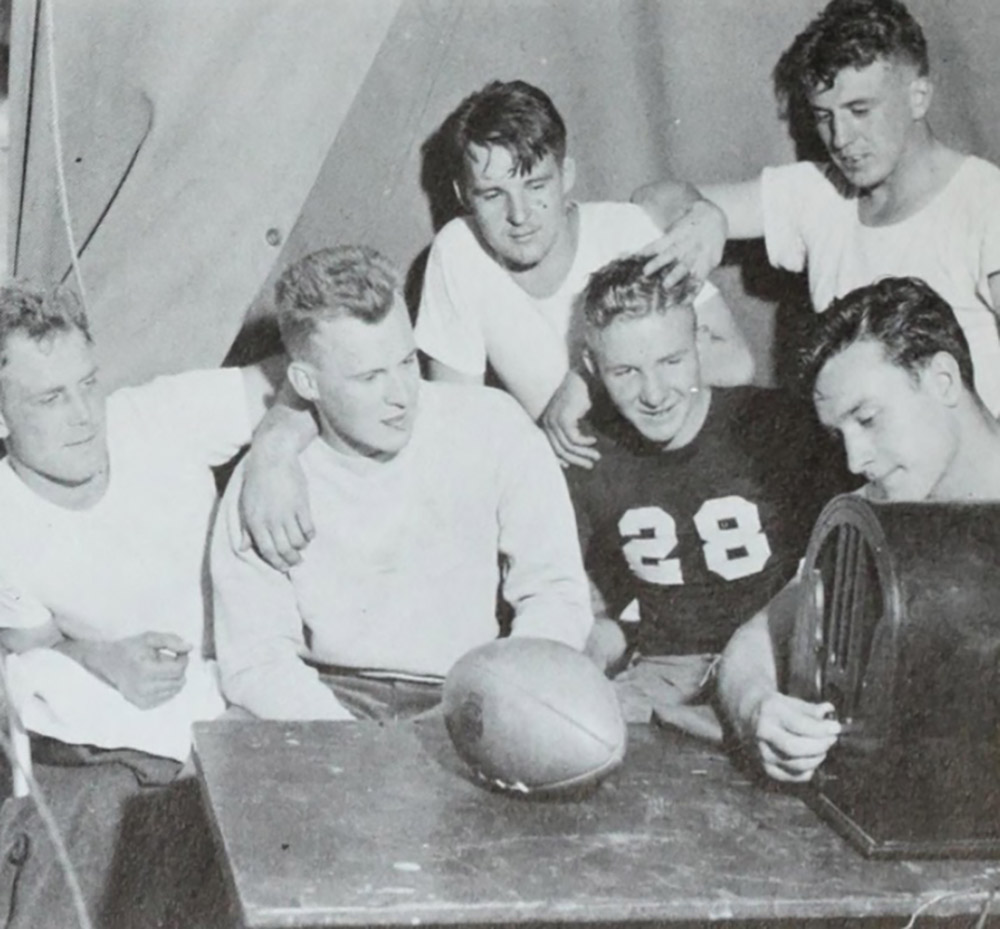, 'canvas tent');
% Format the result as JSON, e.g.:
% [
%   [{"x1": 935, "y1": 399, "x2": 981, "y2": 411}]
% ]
[{"x1": 10, "y1": 0, "x2": 1000, "y2": 389}]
